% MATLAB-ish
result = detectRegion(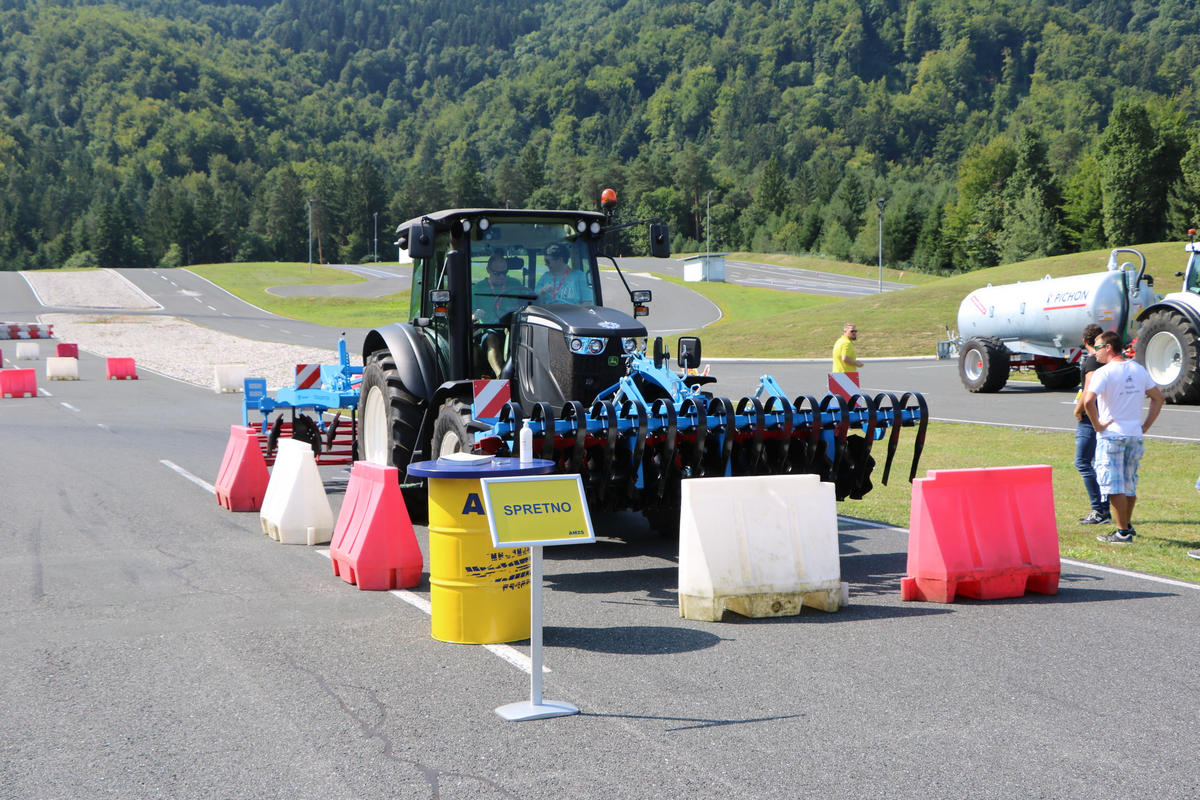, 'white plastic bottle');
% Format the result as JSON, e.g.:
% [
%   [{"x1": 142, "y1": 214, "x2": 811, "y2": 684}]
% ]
[{"x1": 519, "y1": 422, "x2": 533, "y2": 464}]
